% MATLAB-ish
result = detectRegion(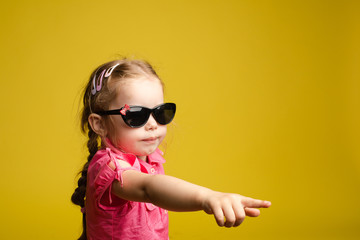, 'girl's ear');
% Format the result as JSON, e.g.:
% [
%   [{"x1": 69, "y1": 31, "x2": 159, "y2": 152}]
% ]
[{"x1": 88, "y1": 113, "x2": 108, "y2": 137}]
